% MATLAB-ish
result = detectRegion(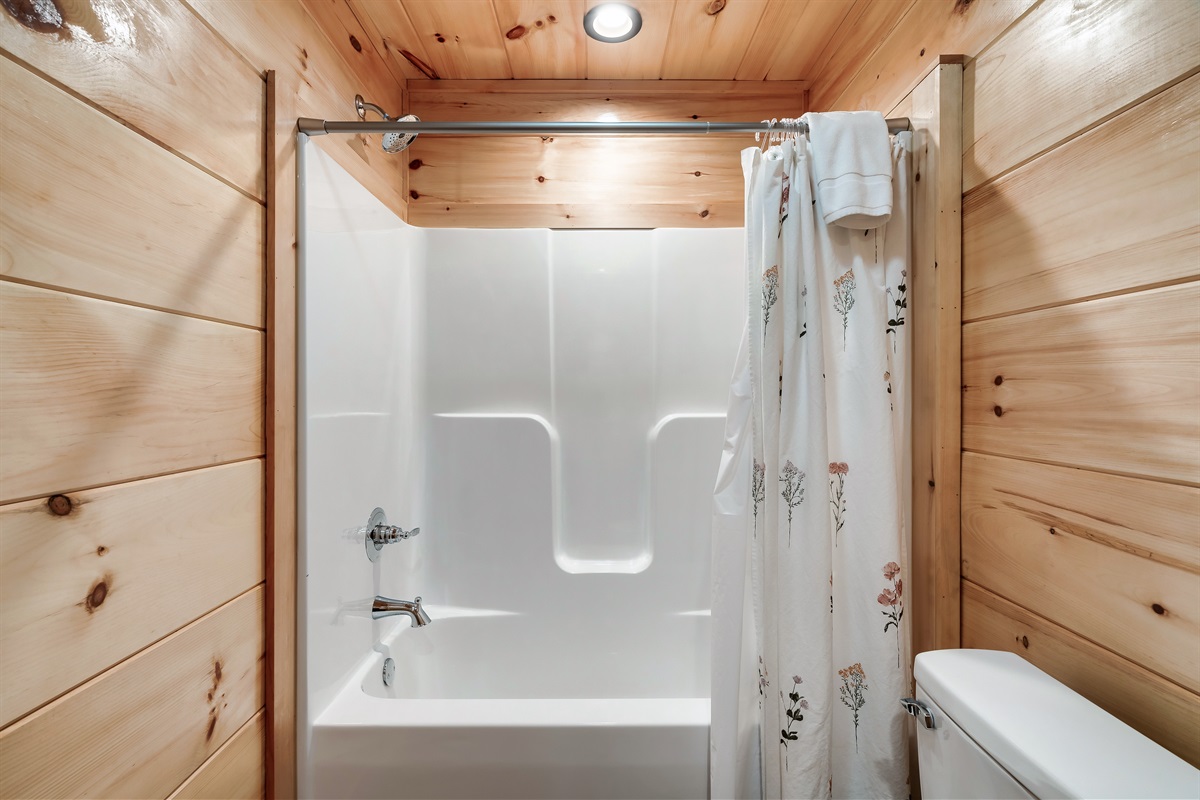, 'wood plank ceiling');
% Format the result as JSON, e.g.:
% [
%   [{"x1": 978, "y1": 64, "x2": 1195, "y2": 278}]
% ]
[{"x1": 320, "y1": 0, "x2": 862, "y2": 82}]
